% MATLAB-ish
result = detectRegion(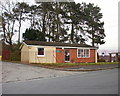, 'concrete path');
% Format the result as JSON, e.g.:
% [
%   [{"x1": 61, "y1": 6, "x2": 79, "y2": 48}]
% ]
[
  {"x1": 63, "y1": 63, "x2": 118, "y2": 71},
  {"x1": 2, "y1": 62, "x2": 85, "y2": 83}
]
